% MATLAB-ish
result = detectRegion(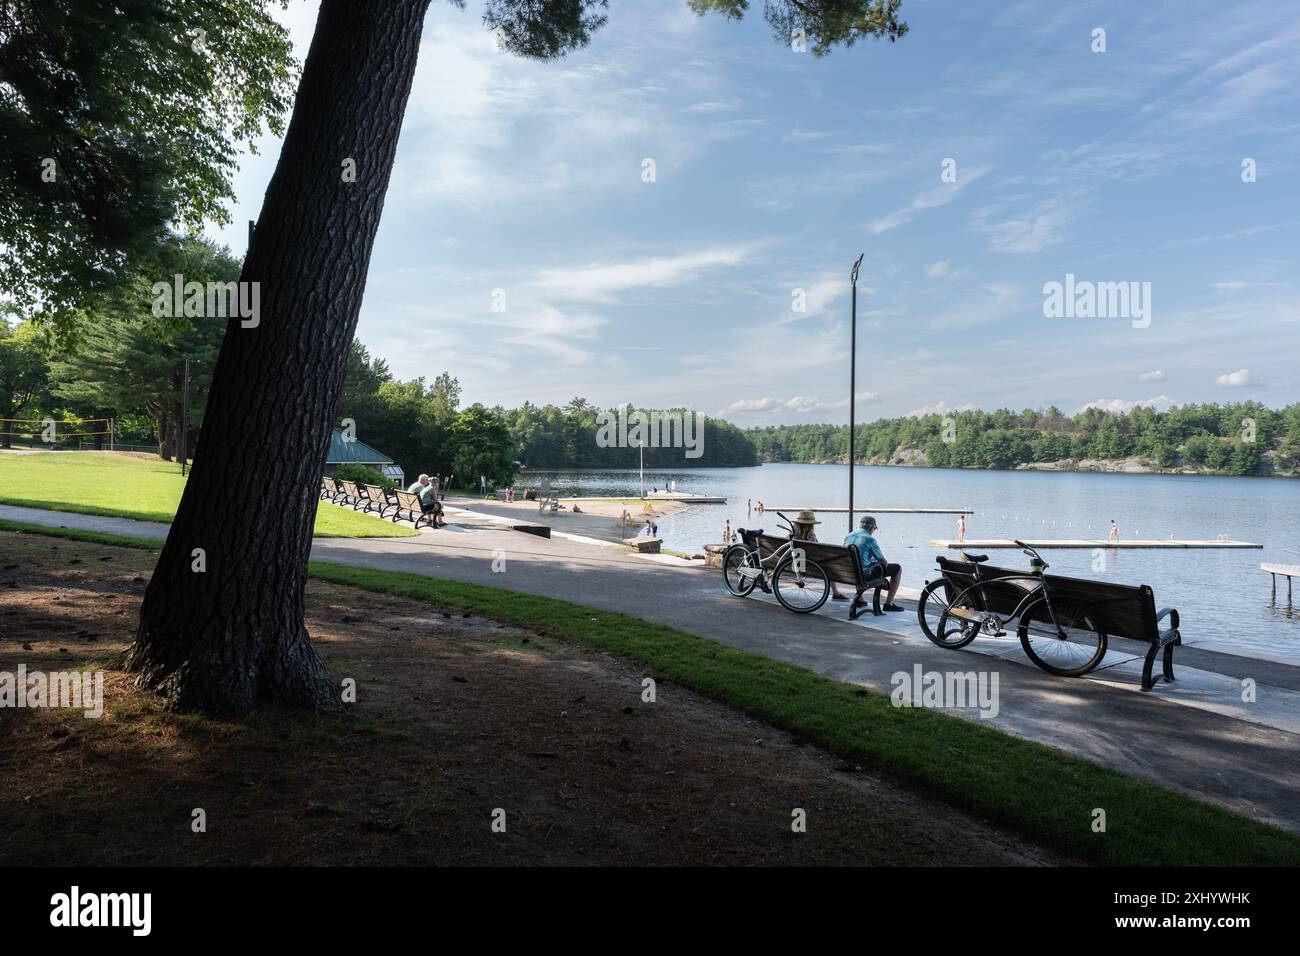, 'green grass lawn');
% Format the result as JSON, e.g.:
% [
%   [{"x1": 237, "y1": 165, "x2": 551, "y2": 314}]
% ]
[
  {"x1": 0, "y1": 451, "x2": 416, "y2": 538},
  {"x1": 5, "y1": 514, "x2": 1298, "y2": 867}
]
